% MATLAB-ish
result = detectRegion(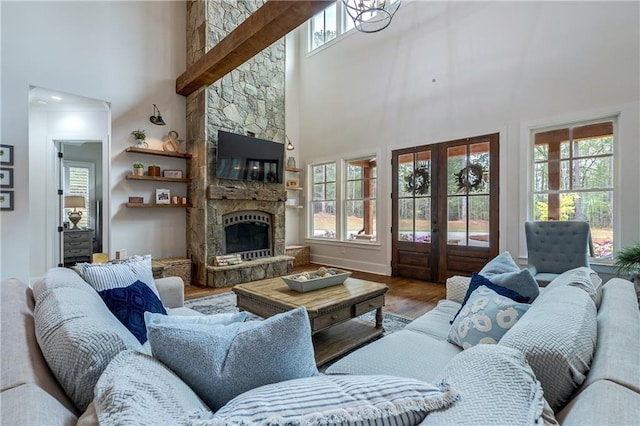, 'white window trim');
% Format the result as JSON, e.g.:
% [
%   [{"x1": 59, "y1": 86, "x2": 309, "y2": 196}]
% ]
[
  {"x1": 342, "y1": 155, "x2": 378, "y2": 244},
  {"x1": 519, "y1": 110, "x2": 621, "y2": 267}
]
